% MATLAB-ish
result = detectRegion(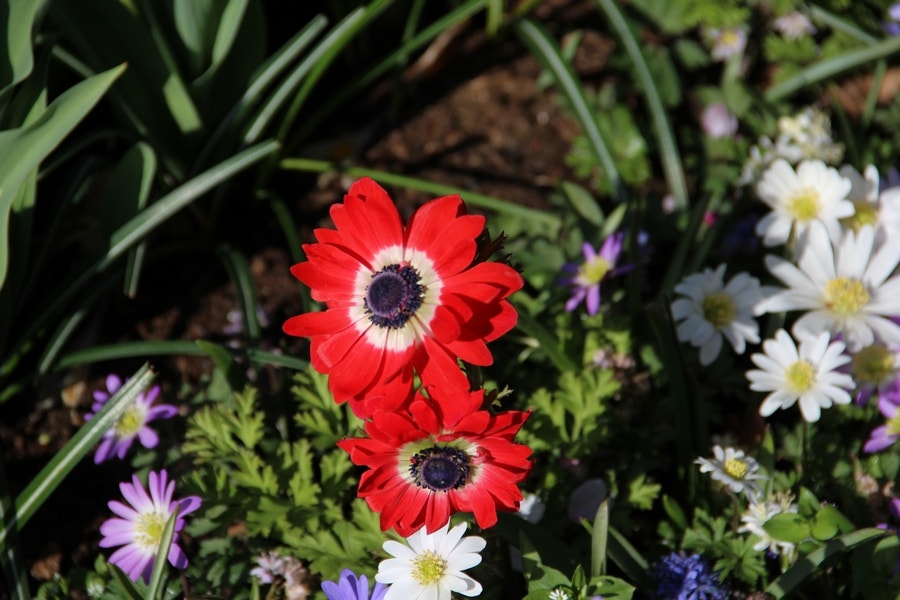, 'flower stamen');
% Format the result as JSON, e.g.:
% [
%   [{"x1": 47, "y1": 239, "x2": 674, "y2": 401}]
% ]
[
  {"x1": 364, "y1": 264, "x2": 425, "y2": 329},
  {"x1": 788, "y1": 187, "x2": 821, "y2": 221},
  {"x1": 824, "y1": 277, "x2": 869, "y2": 316},
  {"x1": 411, "y1": 551, "x2": 447, "y2": 585},
  {"x1": 785, "y1": 360, "x2": 815, "y2": 393},
  {"x1": 701, "y1": 292, "x2": 737, "y2": 329}
]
